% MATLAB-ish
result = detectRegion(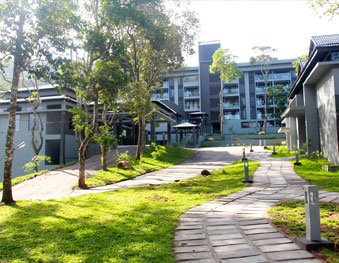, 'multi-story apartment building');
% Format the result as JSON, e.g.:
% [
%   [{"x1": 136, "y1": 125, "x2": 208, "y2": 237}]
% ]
[{"x1": 153, "y1": 41, "x2": 296, "y2": 135}]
